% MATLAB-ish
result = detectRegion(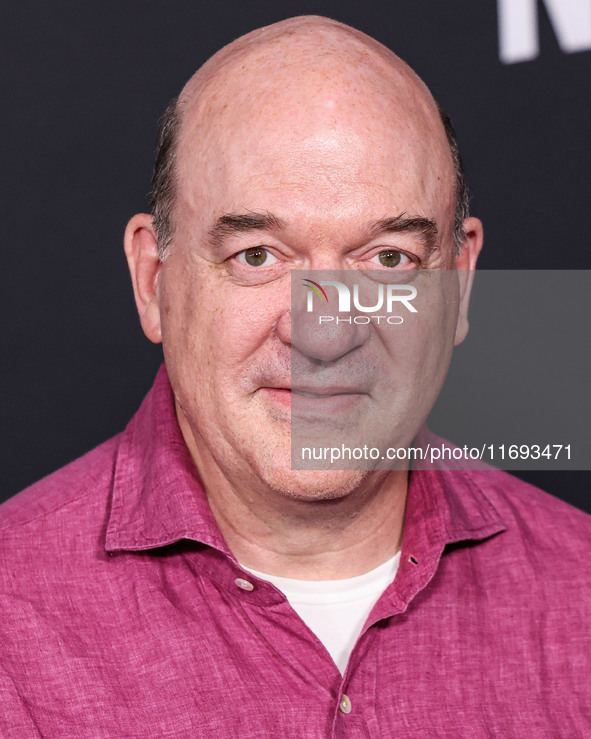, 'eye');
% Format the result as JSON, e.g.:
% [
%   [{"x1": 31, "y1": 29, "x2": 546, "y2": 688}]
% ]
[
  {"x1": 235, "y1": 247, "x2": 278, "y2": 267},
  {"x1": 369, "y1": 249, "x2": 412, "y2": 268}
]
